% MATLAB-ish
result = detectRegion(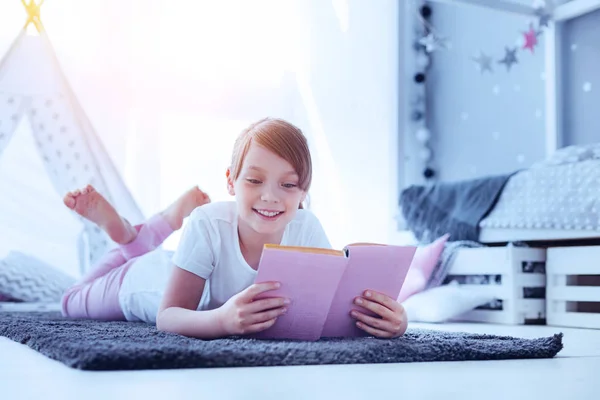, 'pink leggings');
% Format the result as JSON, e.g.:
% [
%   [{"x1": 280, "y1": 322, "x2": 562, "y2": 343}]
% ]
[{"x1": 61, "y1": 213, "x2": 173, "y2": 321}]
